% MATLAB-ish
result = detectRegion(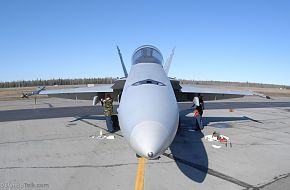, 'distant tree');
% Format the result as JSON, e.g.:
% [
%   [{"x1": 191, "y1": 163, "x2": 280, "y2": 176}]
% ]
[{"x1": 0, "y1": 78, "x2": 287, "y2": 89}]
